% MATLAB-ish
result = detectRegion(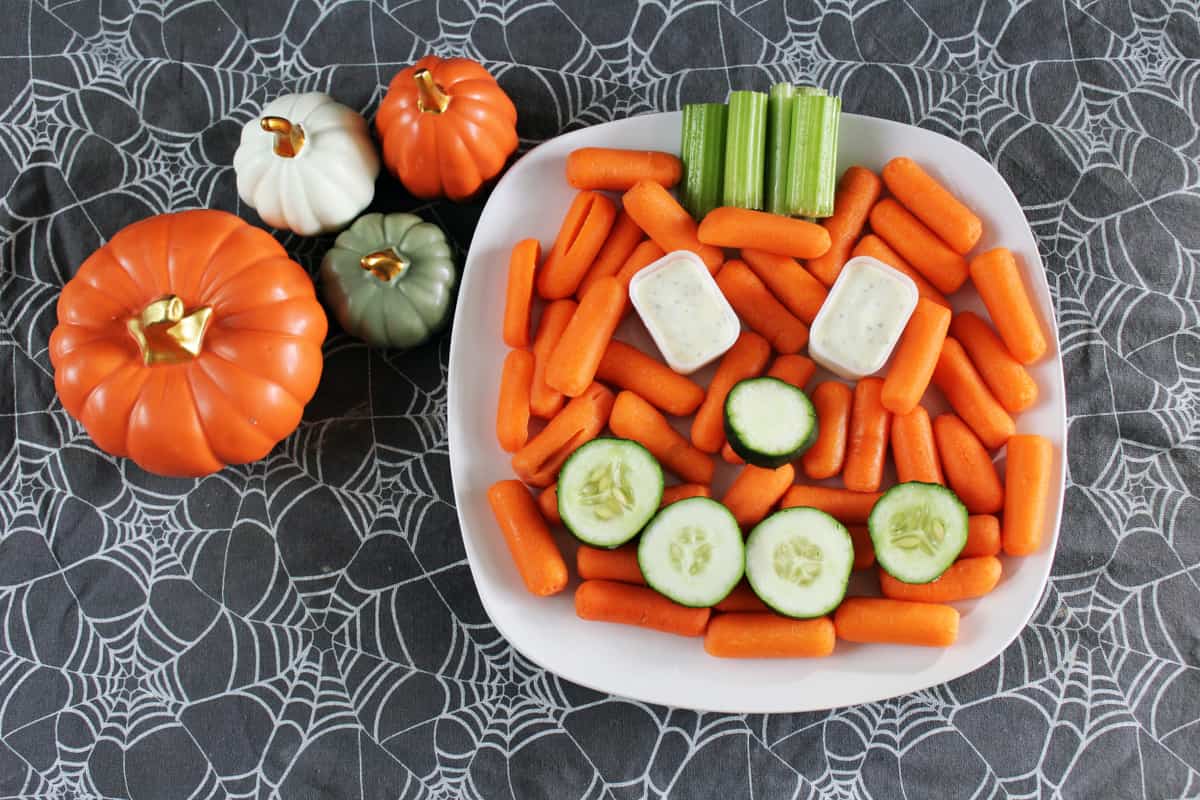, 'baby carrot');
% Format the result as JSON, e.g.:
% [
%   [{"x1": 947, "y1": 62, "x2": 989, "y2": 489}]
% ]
[
  {"x1": 716, "y1": 260, "x2": 809, "y2": 354},
  {"x1": 834, "y1": 597, "x2": 959, "y2": 647},
  {"x1": 881, "y1": 157, "x2": 982, "y2": 255},
  {"x1": 575, "y1": 580, "x2": 711, "y2": 636},
  {"x1": 546, "y1": 277, "x2": 625, "y2": 398},
  {"x1": 932, "y1": 413, "x2": 1003, "y2": 514},
  {"x1": 847, "y1": 525, "x2": 876, "y2": 569},
  {"x1": 740, "y1": 249, "x2": 829, "y2": 324},
  {"x1": 780, "y1": 485, "x2": 882, "y2": 524},
  {"x1": 870, "y1": 198, "x2": 969, "y2": 295},
  {"x1": 932, "y1": 337, "x2": 1016, "y2": 450},
  {"x1": 610, "y1": 390, "x2": 715, "y2": 485},
  {"x1": 691, "y1": 331, "x2": 772, "y2": 453},
  {"x1": 623, "y1": 180, "x2": 724, "y2": 273},
  {"x1": 969, "y1": 248, "x2": 1048, "y2": 364},
  {"x1": 503, "y1": 238, "x2": 540, "y2": 348},
  {"x1": 697, "y1": 206, "x2": 832, "y2": 259},
  {"x1": 879, "y1": 556, "x2": 1002, "y2": 603},
  {"x1": 487, "y1": 480, "x2": 569, "y2": 596},
  {"x1": 843, "y1": 378, "x2": 892, "y2": 493},
  {"x1": 661, "y1": 483, "x2": 711, "y2": 506},
  {"x1": 714, "y1": 581, "x2": 770, "y2": 613},
  {"x1": 537, "y1": 191, "x2": 617, "y2": 299},
  {"x1": 801, "y1": 381, "x2": 853, "y2": 480},
  {"x1": 721, "y1": 442, "x2": 745, "y2": 465},
  {"x1": 577, "y1": 544, "x2": 644, "y2": 585},
  {"x1": 704, "y1": 613, "x2": 836, "y2": 658},
  {"x1": 768, "y1": 354, "x2": 817, "y2": 389},
  {"x1": 881, "y1": 298, "x2": 952, "y2": 416},
  {"x1": 537, "y1": 484, "x2": 561, "y2": 526},
  {"x1": 497, "y1": 349, "x2": 534, "y2": 453},
  {"x1": 891, "y1": 405, "x2": 944, "y2": 485},
  {"x1": 567, "y1": 147, "x2": 683, "y2": 191},
  {"x1": 530, "y1": 299, "x2": 576, "y2": 419},
  {"x1": 806, "y1": 166, "x2": 883, "y2": 286},
  {"x1": 851, "y1": 234, "x2": 950, "y2": 307},
  {"x1": 595, "y1": 340, "x2": 705, "y2": 417},
  {"x1": 1003, "y1": 434, "x2": 1053, "y2": 556},
  {"x1": 722, "y1": 463, "x2": 795, "y2": 528},
  {"x1": 577, "y1": 210, "x2": 644, "y2": 298},
  {"x1": 512, "y1": 383, "x2": 615, "y2": 487},
  {"x1": 962, "y1": 514, "x2": 1001, "y2": 558},
  {"x1": 951, "y1": 311, "x2": 1038, "y2": 414}
]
